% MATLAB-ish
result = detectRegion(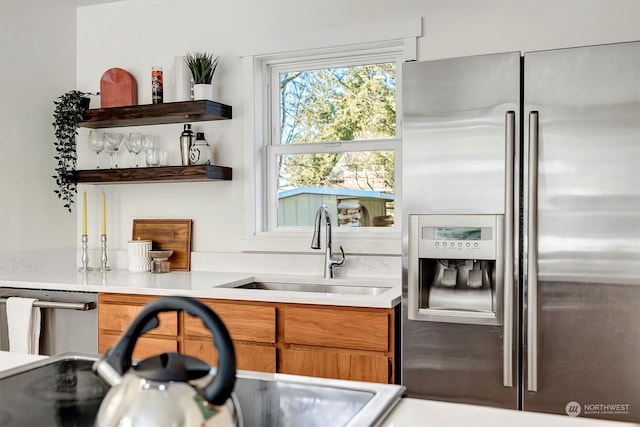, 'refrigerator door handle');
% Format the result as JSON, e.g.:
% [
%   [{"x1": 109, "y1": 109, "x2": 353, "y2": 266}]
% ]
[
  {"x1": 527, "y1": 111, "x2": 539, "y2": 392},
  {"x1": 503, "y1": 111, "x2": 515, "y2": 388}
]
